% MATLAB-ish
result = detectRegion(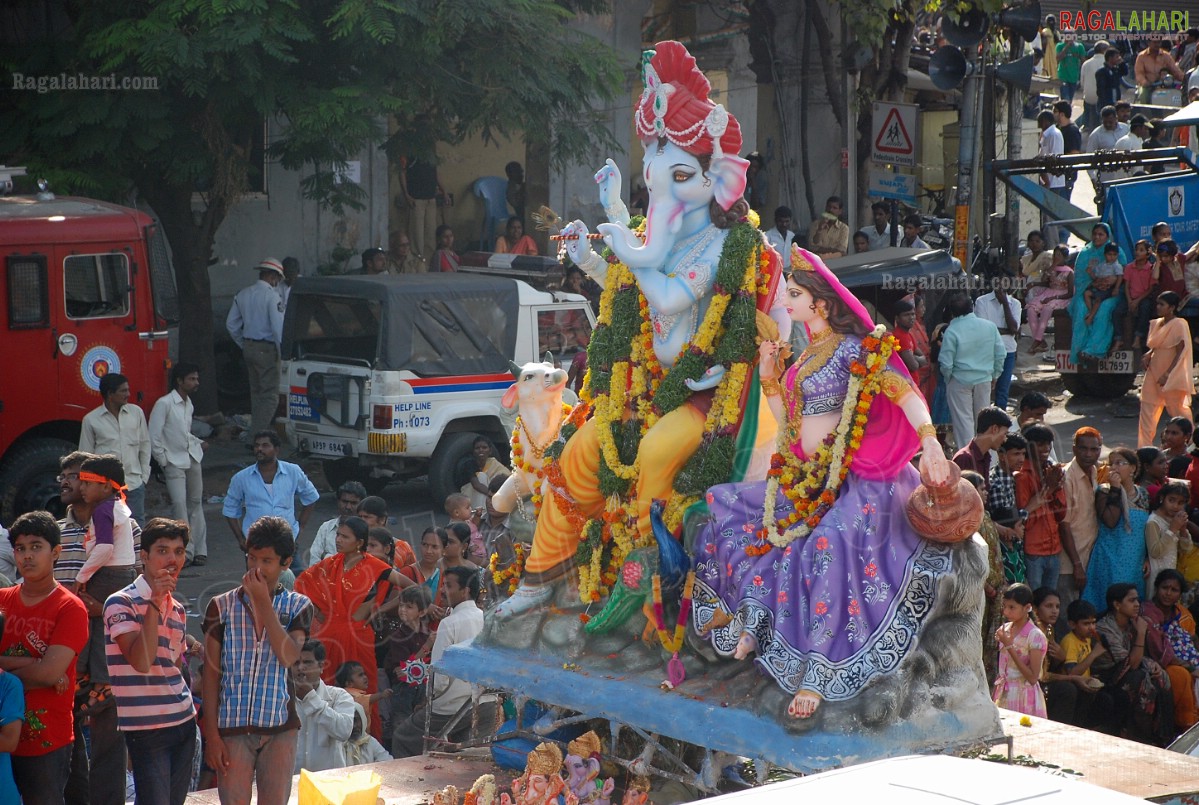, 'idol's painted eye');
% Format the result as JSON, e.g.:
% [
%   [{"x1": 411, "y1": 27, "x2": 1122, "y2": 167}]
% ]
[{"x1": 673, "y1": 170, "x2": 694, "y2": 183}]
